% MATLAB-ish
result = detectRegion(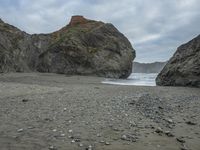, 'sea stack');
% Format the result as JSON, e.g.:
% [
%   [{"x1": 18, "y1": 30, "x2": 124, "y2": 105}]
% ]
[
  {"x1": 0, "y1": 16, "x2": 135, "y2": 78},
  {"x1": 156, "y1": 35, "x2": 200, "y2": 87}
]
